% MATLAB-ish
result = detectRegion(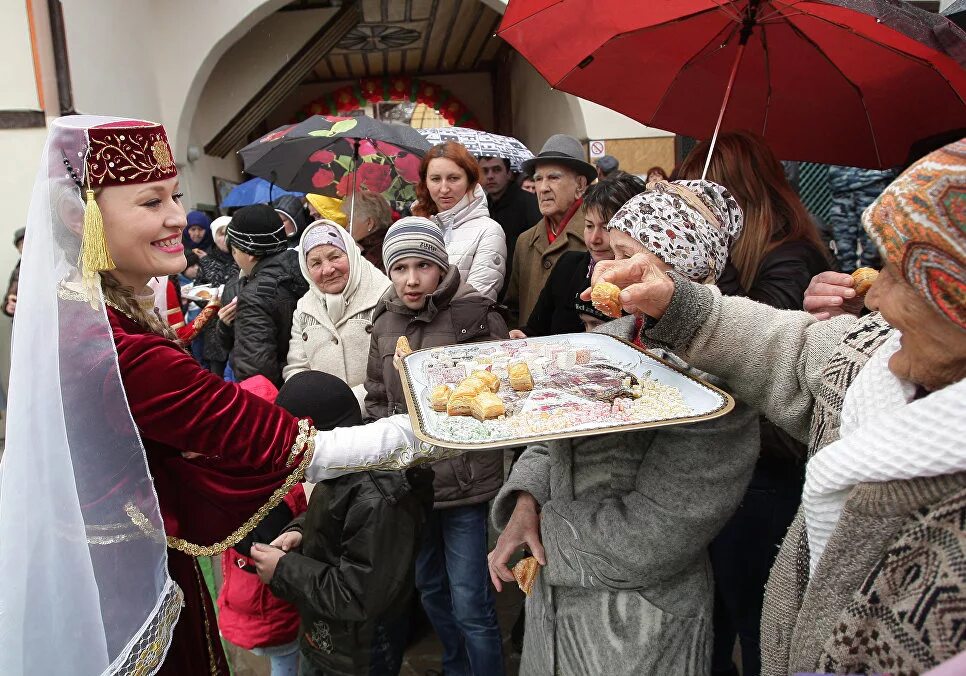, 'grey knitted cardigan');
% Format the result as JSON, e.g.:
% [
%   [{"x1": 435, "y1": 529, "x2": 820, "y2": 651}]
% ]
[
  {"x1": 647, "y1": 274, "x2": 966, "y2": 676},
  {"x1": 491, "y1": 316, "x2": 759, "y2": 676}
]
